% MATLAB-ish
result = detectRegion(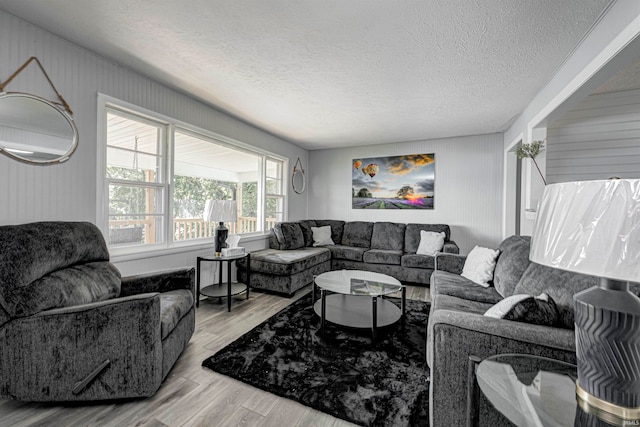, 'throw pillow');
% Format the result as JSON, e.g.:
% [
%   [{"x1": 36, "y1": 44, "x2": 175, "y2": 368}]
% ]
[
  {"x1": 484, "y1": 293, "x2": 558, "y2": 326},
  {"x1": 460, "y1": 245, "x2": 500, "y2": 287},
  {"x1": 416, "y1": 231, "x2": 445, "y2": 255},
  {"x1": 311, "y1": 226, "x2": 335, "y2": 247}
]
